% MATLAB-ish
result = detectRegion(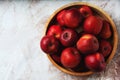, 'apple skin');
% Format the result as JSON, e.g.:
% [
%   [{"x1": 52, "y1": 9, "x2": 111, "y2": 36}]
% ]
[
  {"x1": 85, "y1": 52, "x2": 106, "y2": 72},
  {"x1": 57, "y1": 10, "x2": 66, "y2": 26},
  {"x1": 77, "y1": 34, "x2": 99, "y2": 54},
  {"x1": 84, "y1": 15, "x2": 103, "y2": 35},
  {"x1": 61, "y1": 47, "x2": 81, "y2": 68},
  {"x1": 51, "y1": 55, "x2": 61, "y2": 64},
  {"x1": 99, "y1": 40, "x2": 112, "y2": 57},
  {"x1": 79, "y1": 5, "x2": 93, "y2": 18},
  {"x1": 60, "y1": 29, "x2": 78, "y2": 47},
  {"x1": 99, "y1": 21, "x2": 112, "y2": 39},
  {"x1": 40, "y1": 36, "x2": 60, "y2": 54},
  {"x1": 63, "y1": 8, "x2": 83, "y2": 28},
  {"x1": 47, "y1": 25, "x2": 63, "y2": 39}
]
